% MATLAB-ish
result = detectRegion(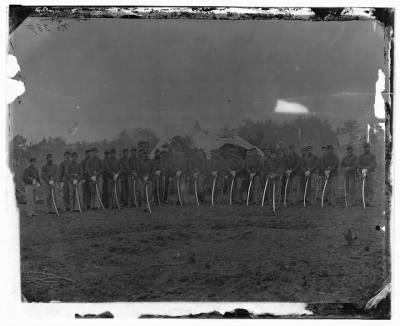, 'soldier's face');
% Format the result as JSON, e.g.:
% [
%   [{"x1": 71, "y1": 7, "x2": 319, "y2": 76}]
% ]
[{"x1": 364, "y1": 146, "x2": 370, "y2": 153}]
